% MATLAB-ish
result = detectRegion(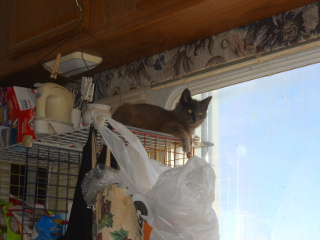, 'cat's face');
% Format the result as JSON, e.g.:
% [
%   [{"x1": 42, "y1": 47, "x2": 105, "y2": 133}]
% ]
[{"x1": 175, "y1": 89, "x2": 212, "y2": 127}]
